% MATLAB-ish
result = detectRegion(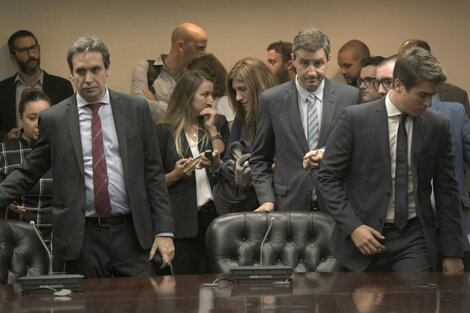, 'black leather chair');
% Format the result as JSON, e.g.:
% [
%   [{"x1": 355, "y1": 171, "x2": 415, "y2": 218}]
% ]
[
  {"x1": 0, "y1": 220, "x2": 48, "y2": 284},
  {"x1": 206, "y1": 211, "x2": 342, "y2": 273}
]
